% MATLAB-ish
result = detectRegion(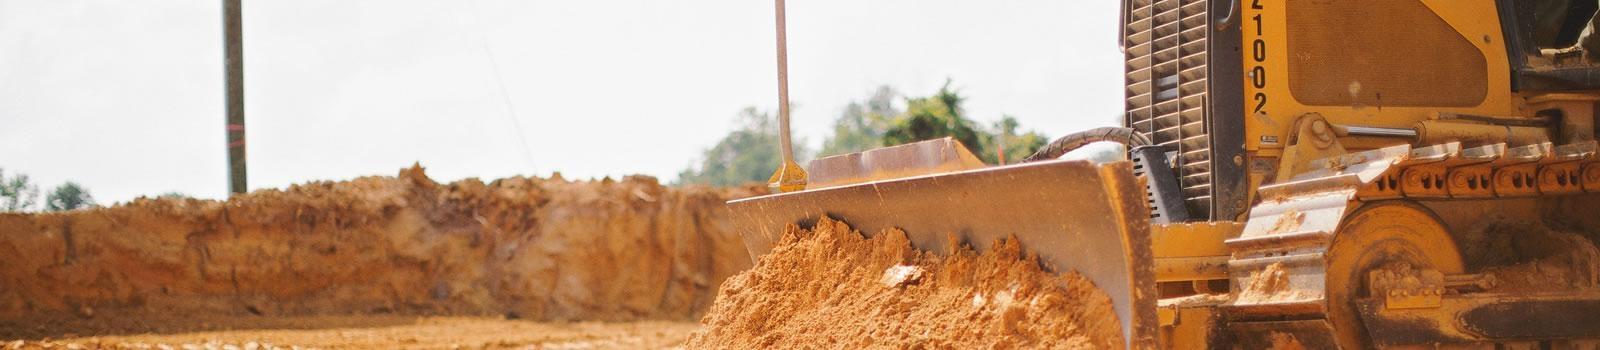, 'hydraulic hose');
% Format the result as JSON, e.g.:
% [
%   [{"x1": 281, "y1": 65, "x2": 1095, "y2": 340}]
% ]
[{"x1": 1021, "y1": 127, "x2": 1153, "y2": 163}]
